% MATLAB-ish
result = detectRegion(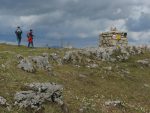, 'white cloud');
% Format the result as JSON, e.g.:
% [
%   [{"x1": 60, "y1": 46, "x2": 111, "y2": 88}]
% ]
[
  {"x1": 128, "y1": 31, "x2": 150, "y2": 44},
  {"x1": 20, "y1": 15, "x2": 39, "y2": 25},
  {"x1": 77, "y1": 32, "x2": 88, "y2": 38}
]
